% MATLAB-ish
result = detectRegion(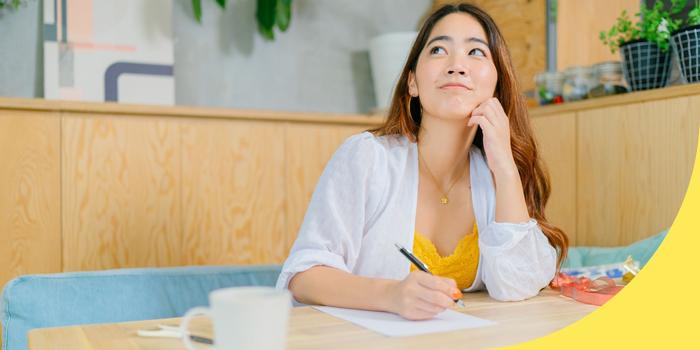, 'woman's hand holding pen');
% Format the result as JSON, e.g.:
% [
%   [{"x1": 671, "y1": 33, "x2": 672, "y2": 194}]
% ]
[{"x1": 384, "y1": 271, "x2": 462, "y2": 320}]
